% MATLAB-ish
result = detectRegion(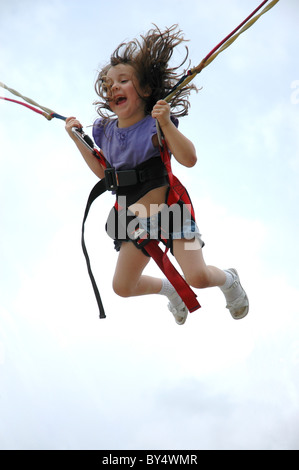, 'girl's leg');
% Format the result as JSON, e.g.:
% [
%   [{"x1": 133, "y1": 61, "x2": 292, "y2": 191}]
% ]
[
  {"x1": 173, "y1": 238, "x2": 249, "y2": 319},
  {"x1": 112, "y1": 241, "x2": 162, "y2": 298},
  {"x1": 173, "y1": 238, "x2": 226, "y2": 289},
  {"x1": 112, "y1": 241, "x2": 189, "y2": 324}
]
